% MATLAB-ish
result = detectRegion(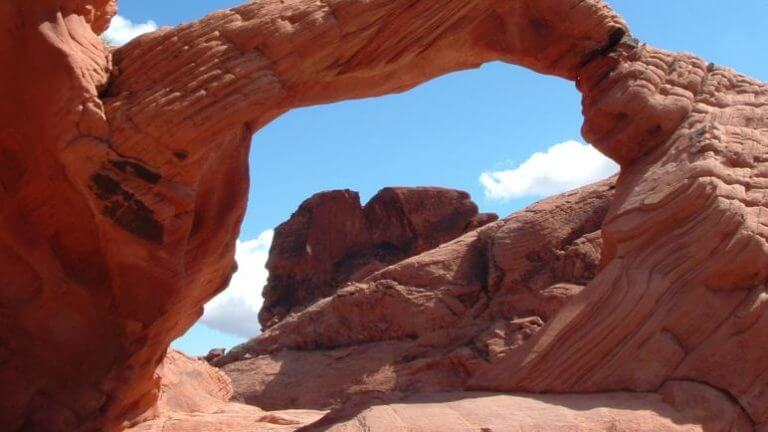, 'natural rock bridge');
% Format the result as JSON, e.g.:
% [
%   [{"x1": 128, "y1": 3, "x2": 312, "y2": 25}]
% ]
[{"x1": 1, "y1": 0, "x2": 767, "y2": 430}]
